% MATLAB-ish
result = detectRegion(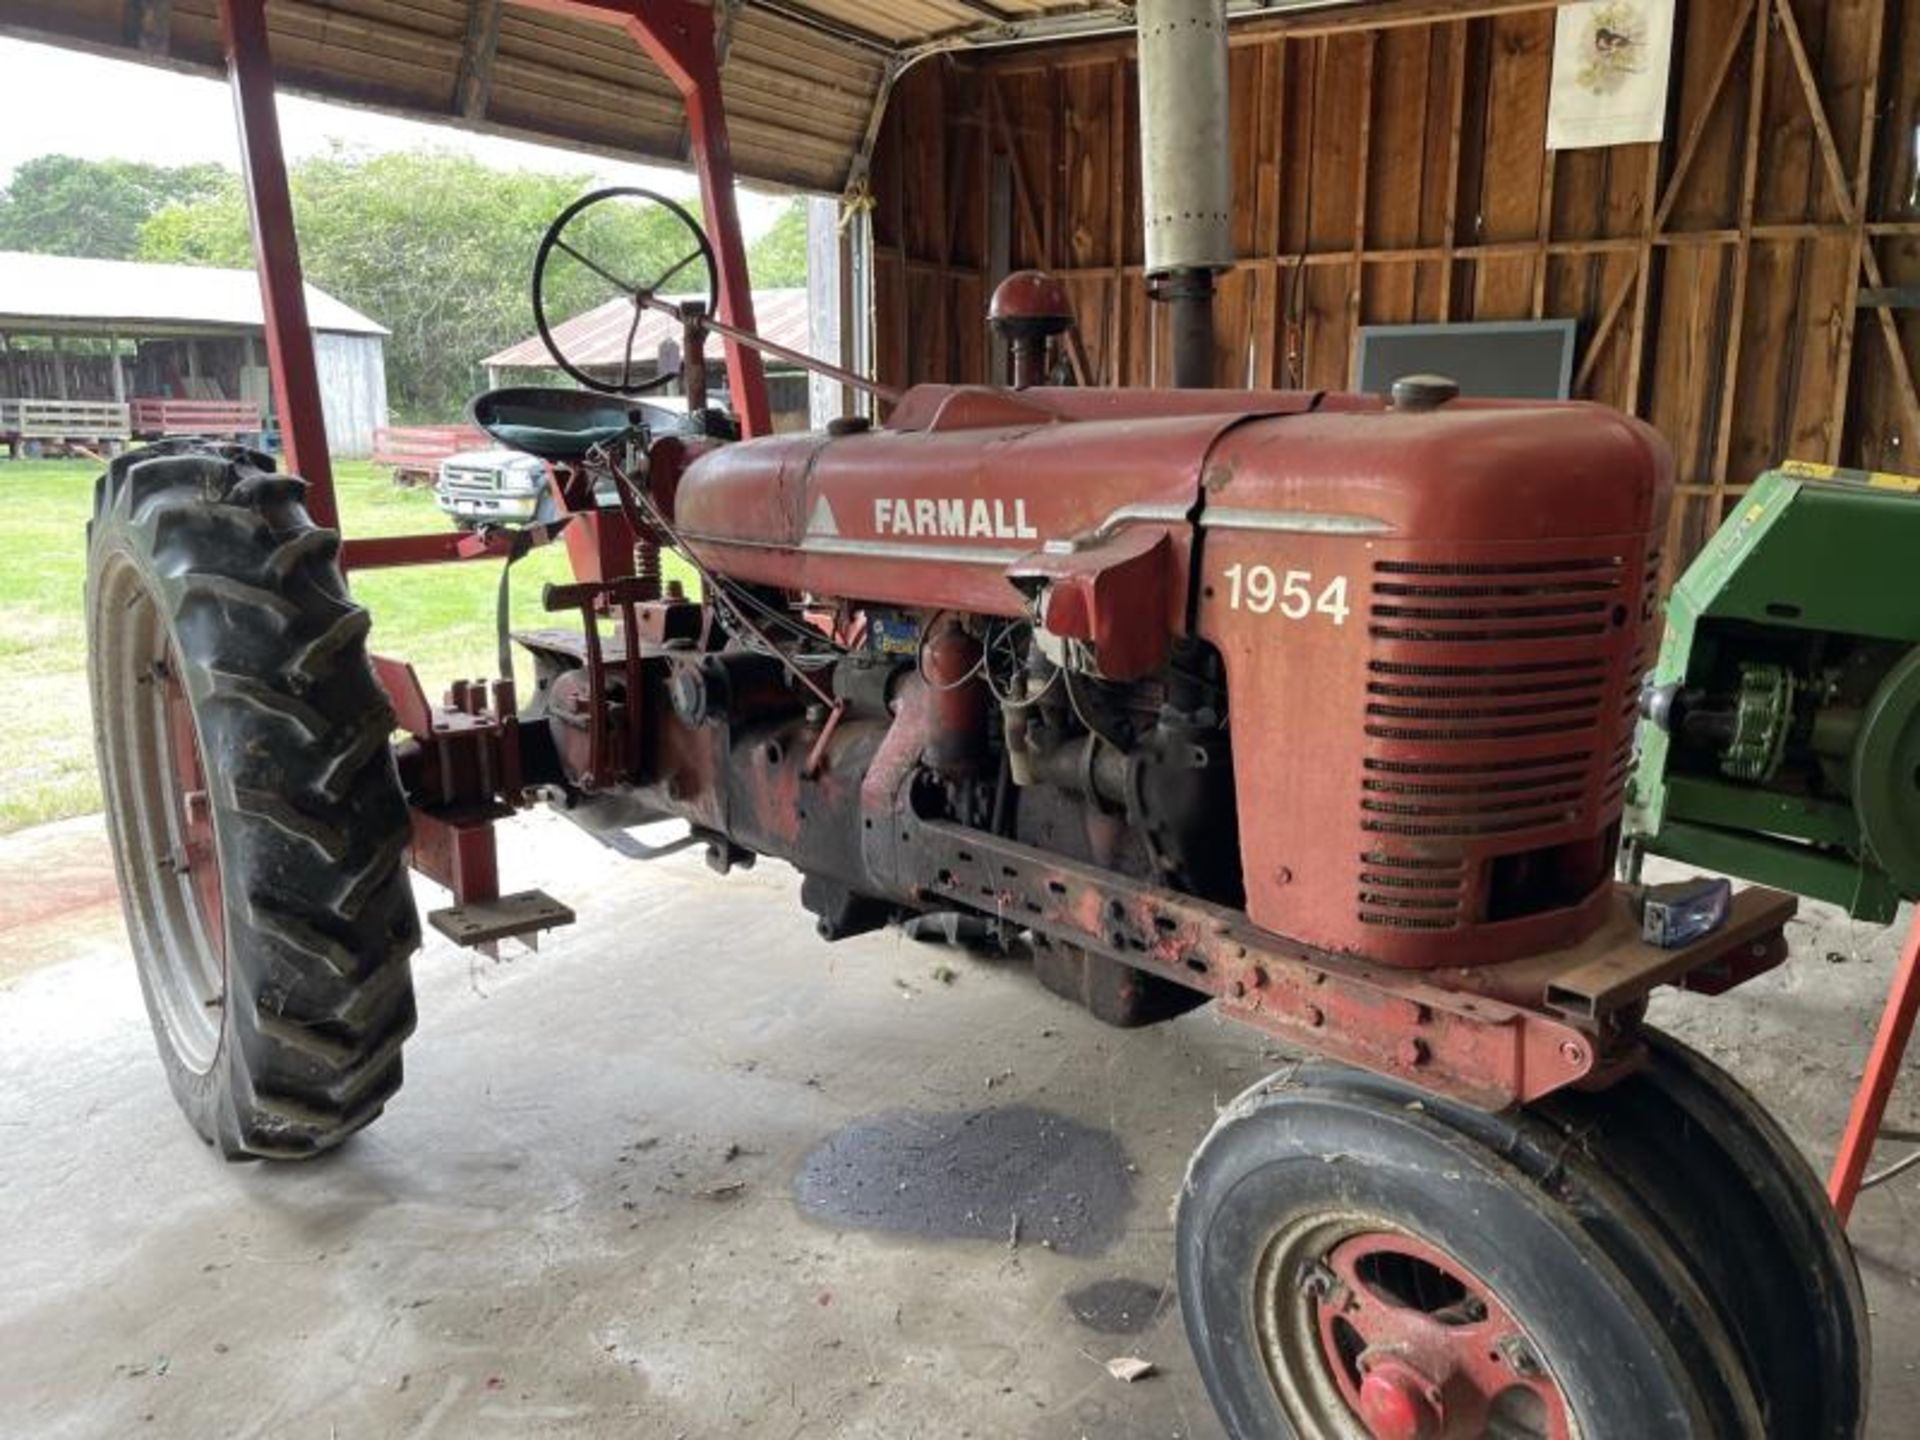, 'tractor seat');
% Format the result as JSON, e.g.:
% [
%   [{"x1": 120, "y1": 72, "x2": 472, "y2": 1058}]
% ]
[{"x1": 468, "y1": 386, "x2": 697, "y2": 461}]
